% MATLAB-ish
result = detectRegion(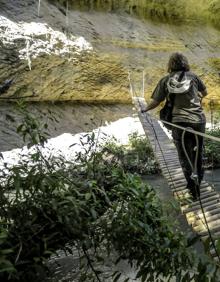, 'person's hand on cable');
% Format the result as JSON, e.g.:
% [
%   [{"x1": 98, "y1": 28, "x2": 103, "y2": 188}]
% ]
[
  {"x1": 141, "y1": 99, "x2": 160, "y2": 114},
  {"x1": 141, "y1": 108, "x2": 148, "y2": 114}
]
